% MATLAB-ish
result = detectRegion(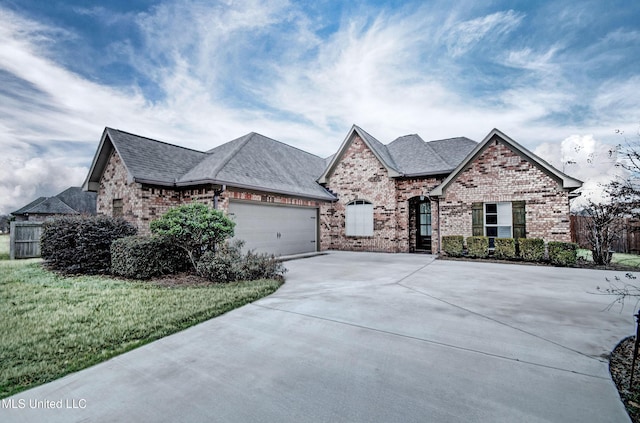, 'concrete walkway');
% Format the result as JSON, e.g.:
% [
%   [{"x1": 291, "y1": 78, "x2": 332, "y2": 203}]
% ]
[{"x1": 1, "y1": 252, "x2": 634, "y2": 422}]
